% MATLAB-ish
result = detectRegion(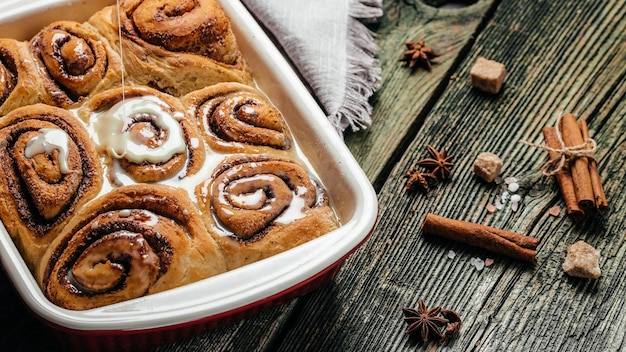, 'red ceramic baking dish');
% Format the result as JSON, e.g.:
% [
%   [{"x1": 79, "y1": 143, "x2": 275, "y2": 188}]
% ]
[{"x1": 0, "y1": 0, "x2": 378, "y2": 350}]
